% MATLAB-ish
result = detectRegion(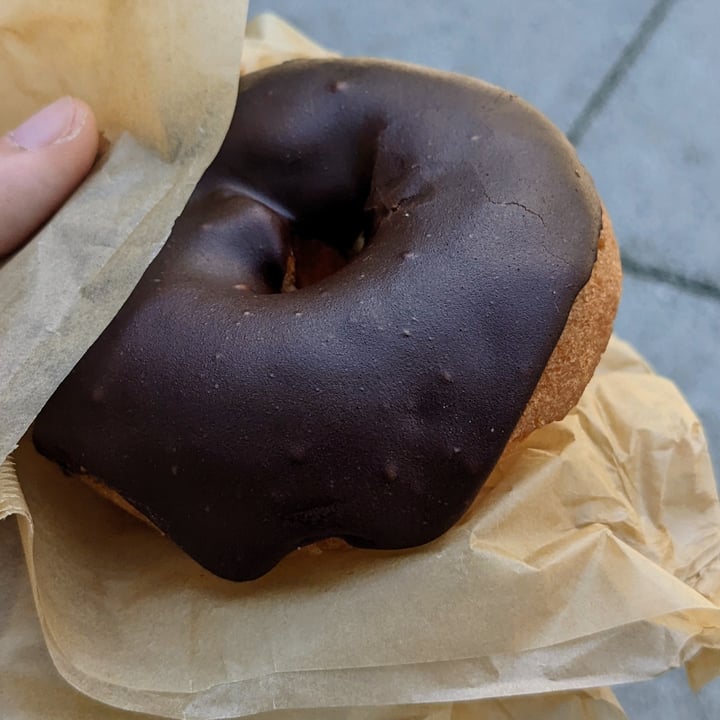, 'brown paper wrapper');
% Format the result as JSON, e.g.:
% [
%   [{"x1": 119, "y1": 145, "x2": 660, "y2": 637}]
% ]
[
  {"x1": 0, "y1": 506, "x2": 627, "y2": 720},
  {"x1": 2, "y1": 12, "x2": 720, "y2": 720},
  {"x1": 0, "y1": 0, "x2": 248, "y2": 466}
]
